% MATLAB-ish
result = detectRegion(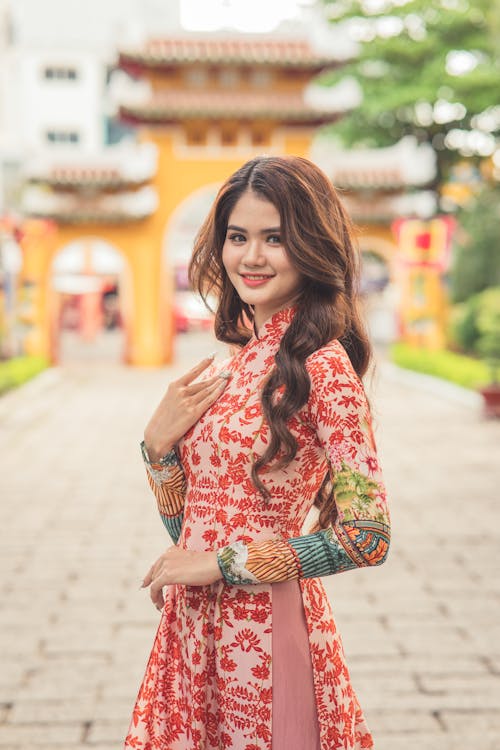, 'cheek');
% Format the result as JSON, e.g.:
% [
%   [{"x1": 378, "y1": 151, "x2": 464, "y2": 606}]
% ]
[{"x1": 276, "y1": 255, "x2": 302, "y2": 287}]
